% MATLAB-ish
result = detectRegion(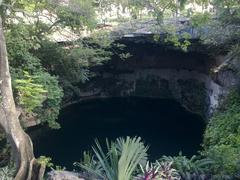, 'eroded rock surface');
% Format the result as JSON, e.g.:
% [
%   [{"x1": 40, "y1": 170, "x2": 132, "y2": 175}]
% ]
[
  {"x1": 47, "y1": 171, "x2": 85, "y2": 180},
  {"x1": 61, "y1": 37, "x2": 239, "y2": 119}
]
